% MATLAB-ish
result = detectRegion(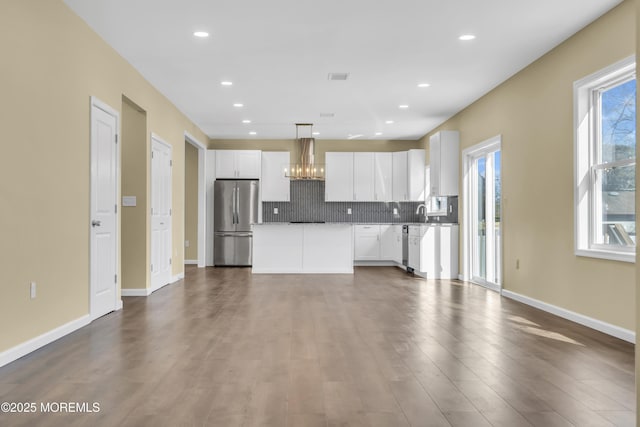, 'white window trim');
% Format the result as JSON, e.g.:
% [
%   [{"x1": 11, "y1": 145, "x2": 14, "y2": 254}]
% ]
[{"x1": 573, "y1": 55, "x2": 636, "y2": 263}]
